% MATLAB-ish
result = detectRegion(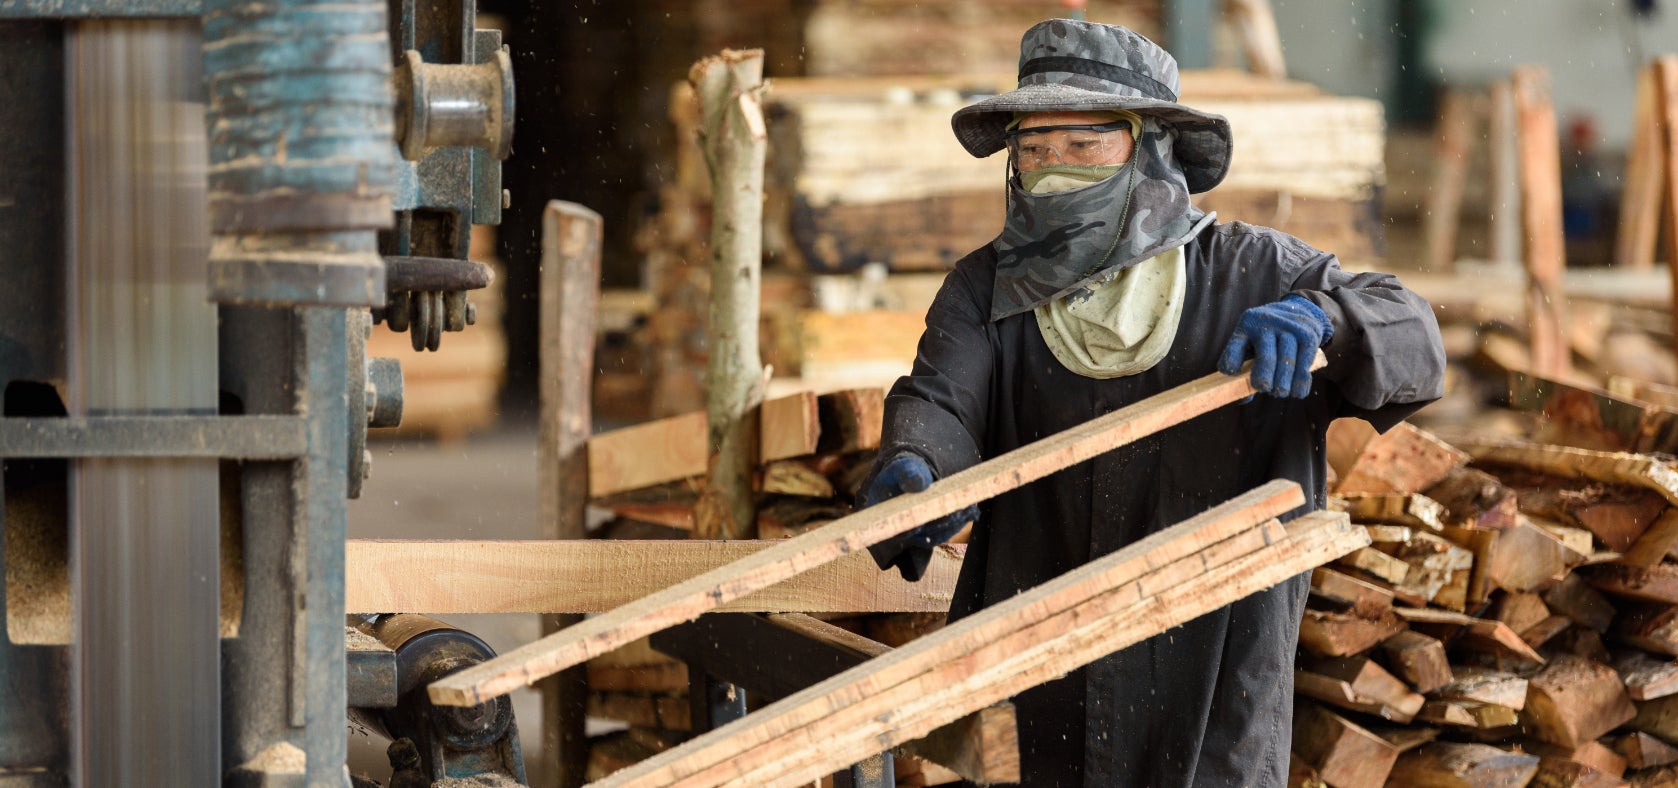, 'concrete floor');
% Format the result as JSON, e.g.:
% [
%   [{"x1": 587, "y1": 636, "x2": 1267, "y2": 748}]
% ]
[{"x1": 346, "y1": 421, "x2": 552, "y2": 784}]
